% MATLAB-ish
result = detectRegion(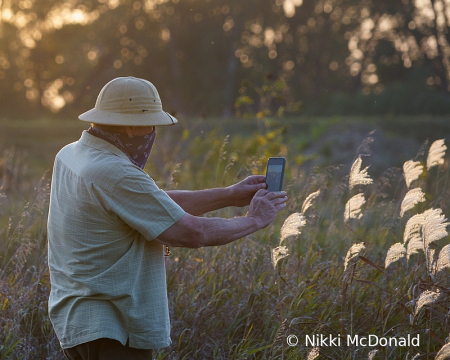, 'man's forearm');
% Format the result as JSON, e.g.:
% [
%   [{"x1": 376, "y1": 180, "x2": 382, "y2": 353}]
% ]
[
  {"x1": 195, "y1": 215, "x2": 259, "y2": 247},
  {"x1": 156, "y1": 189, "x2": 287, "y2": 249},
  {"x1": 166, "y1": 188, "x2": 235, "y2": 216}
]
